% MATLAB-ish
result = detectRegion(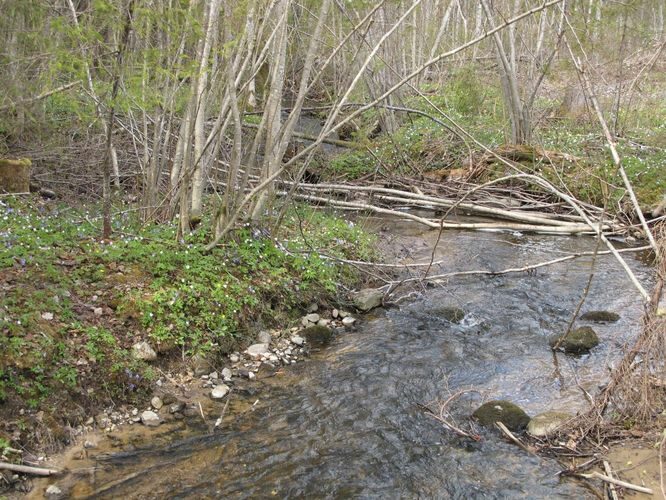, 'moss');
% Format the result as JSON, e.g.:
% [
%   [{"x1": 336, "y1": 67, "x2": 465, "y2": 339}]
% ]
[
  {"x1": 579, "y1": 311, "x2": 620, "y2": 323},
  {"x1": 472, "y1": 400, "x2": 530, "y2": 431},
  {"x1": 549, "y1": 326, "x2": 599, "y2": 355}
]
